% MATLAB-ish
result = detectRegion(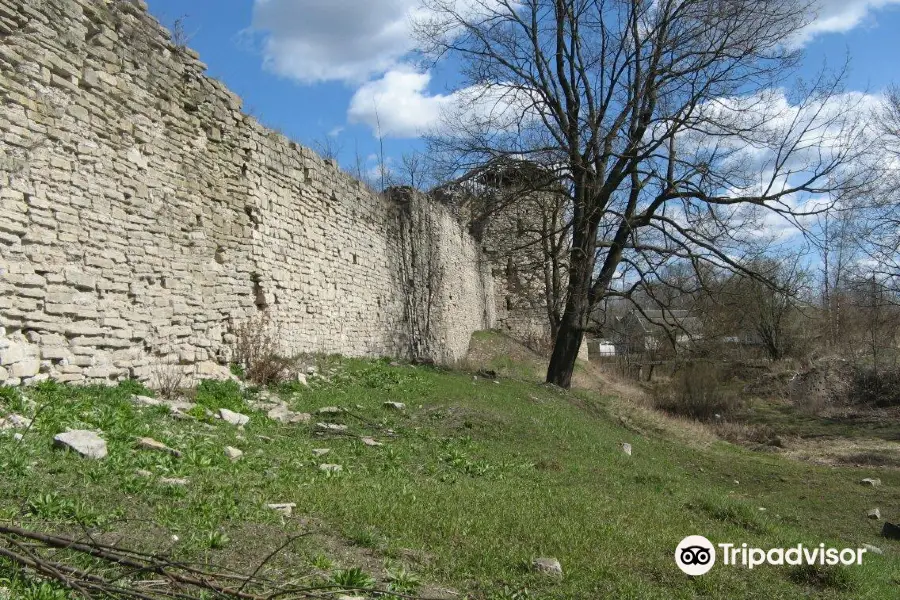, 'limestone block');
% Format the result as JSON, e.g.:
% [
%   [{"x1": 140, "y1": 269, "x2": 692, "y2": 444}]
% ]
[
  {"x1": 63, "y1": 268, "x2": 95, "y2": 290},
  {"x1": 0, "y1": 343, "x2": 24, "y2": 365},
  {"x1": 66, "y1": 322, "x2": 103, "y2": 336},
  {"x1": 41, "y1": 347, "x2": 72, "y2": 361},
  {"x1": 10, "y1": 359, "x2": 40, "y2": 378}
]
